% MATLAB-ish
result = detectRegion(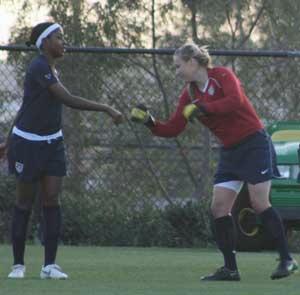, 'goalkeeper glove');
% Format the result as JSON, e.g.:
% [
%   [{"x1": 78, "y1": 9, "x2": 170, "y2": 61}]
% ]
[
  {"x1": 130, "y1": 104, "x2": 155, "y2": 127},
  {"x1": 183, "y1": 103, "x2": 207, "y2": 122}
]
